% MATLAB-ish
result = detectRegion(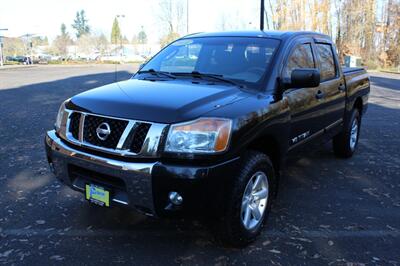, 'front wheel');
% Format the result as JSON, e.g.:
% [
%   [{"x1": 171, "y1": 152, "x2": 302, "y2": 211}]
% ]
[
  {"x1": 217, "y1": 151, "x2": 276, "y2": 247},
  {"x1": 332, "y1": 108, "x2": 361, "y2": 158}
]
